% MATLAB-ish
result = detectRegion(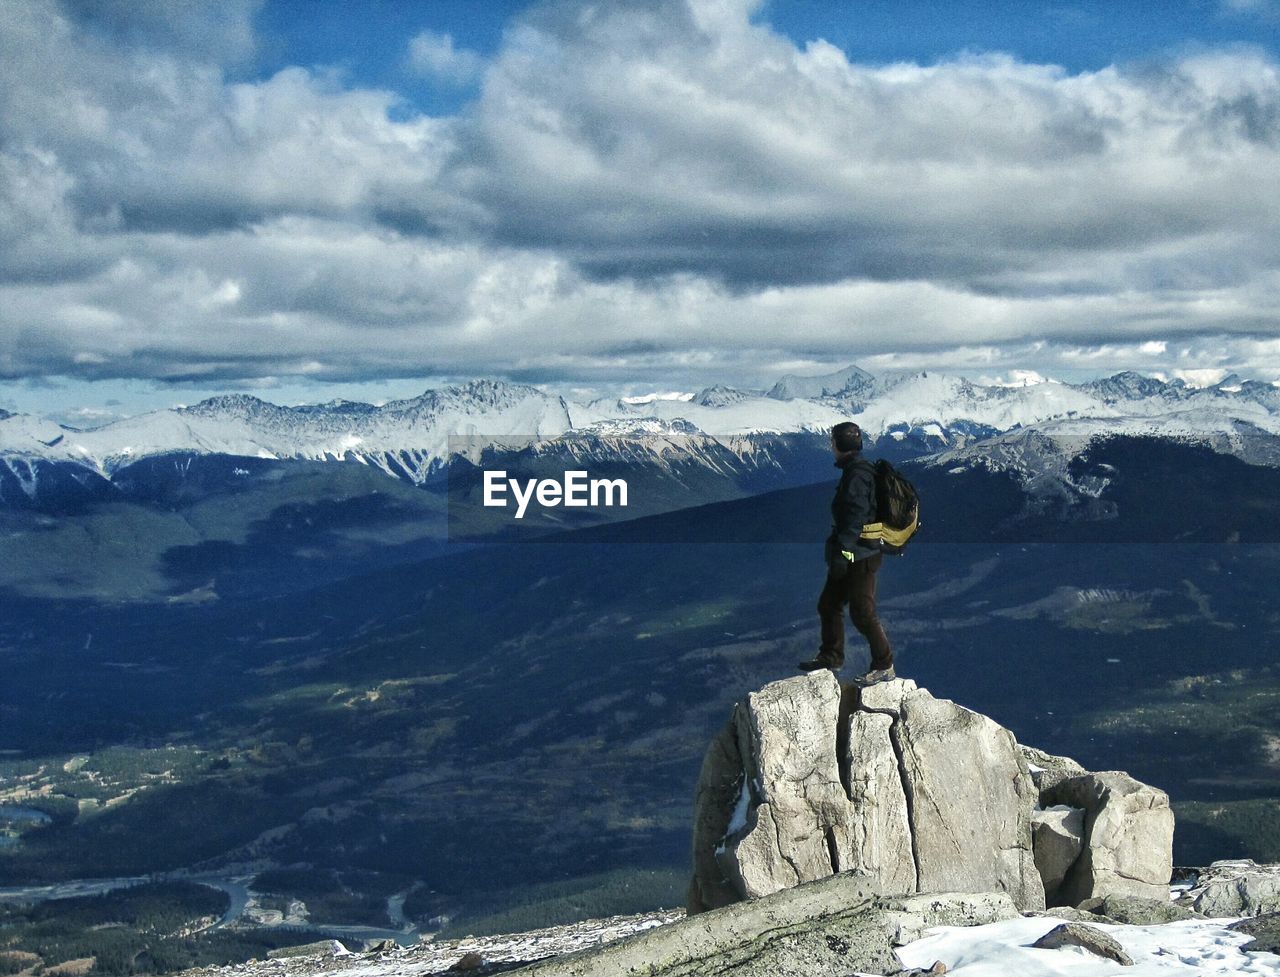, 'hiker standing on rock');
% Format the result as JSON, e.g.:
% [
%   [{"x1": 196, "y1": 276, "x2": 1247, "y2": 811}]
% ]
[{"x1": 799, "y1": 421, "x2": 895, "y2": 683}]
